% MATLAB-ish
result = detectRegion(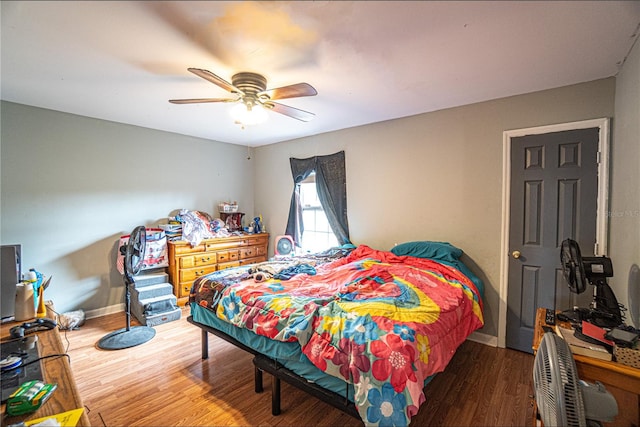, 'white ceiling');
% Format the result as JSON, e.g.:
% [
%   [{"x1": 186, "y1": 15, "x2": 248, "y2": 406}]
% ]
[{"x1": 2, "y1": 1, "x2": 639, "y2": 147}]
